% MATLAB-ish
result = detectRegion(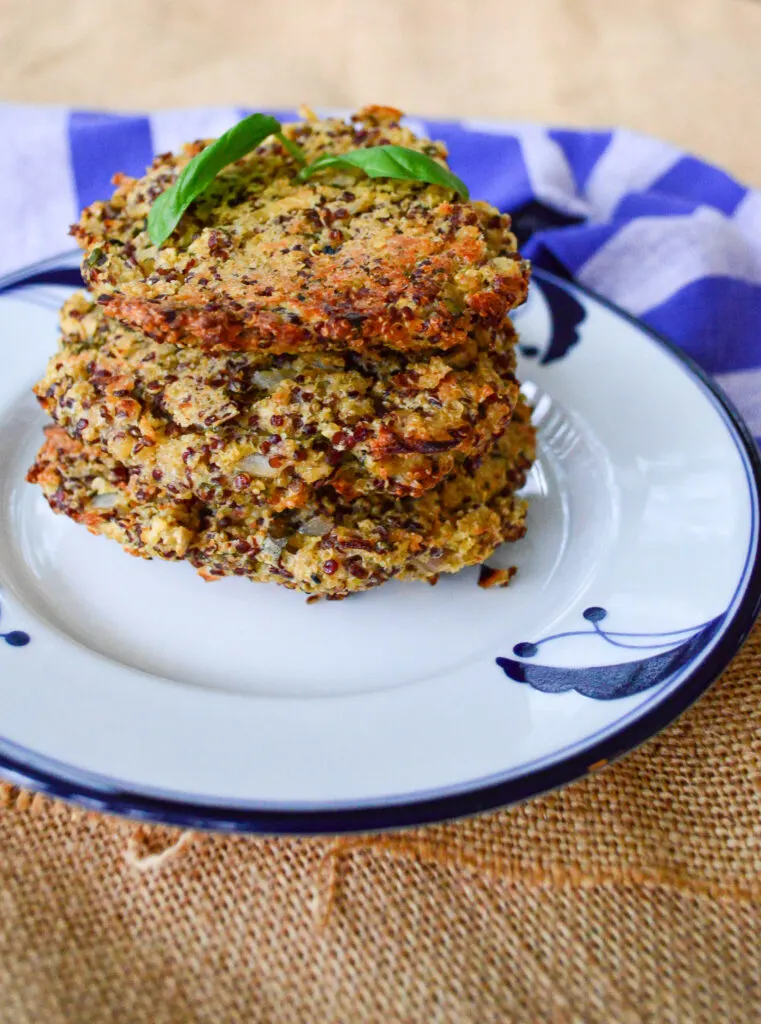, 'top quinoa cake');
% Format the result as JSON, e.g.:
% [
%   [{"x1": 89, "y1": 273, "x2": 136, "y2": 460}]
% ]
[{"x1": 73, "y1": 106, "x2": 530, "y2": 355}]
